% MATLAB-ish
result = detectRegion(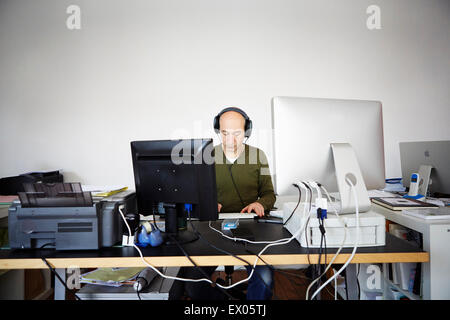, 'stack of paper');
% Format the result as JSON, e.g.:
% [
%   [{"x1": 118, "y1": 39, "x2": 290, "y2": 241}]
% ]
[
  {"x1": 81, "y1": 185, "x2": 128, "y2": 198},
  {"x1": 0, "y1": 195, "x2": 19, "y2": 204},
  {"x1": 367, "y1": 190, "x2": 399, "y2": 198},
  {"x1": 403, "y1": 207, "x2": 450, "y2": 220},
  {"x1": 80, "y1": 267, "x2": 146, "y2": 287}
]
